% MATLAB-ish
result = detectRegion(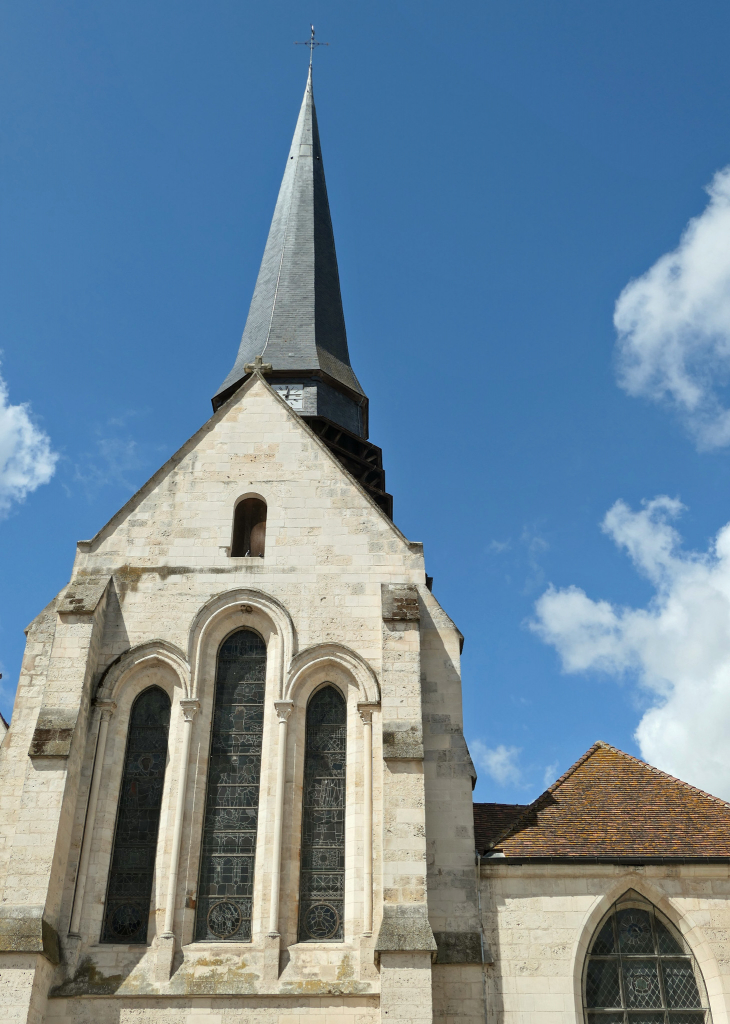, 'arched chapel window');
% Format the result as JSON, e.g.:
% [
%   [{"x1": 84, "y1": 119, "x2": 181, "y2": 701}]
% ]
[
  {"x1": 195, "y1": 629, "x2": 266, "y2": 942},
  {"x1": 584, "y1": 889, "x2": 712, "y2": 1023},
  {"x1": 231, "y1": 497, "x2": 267, "y2": 557},
  {"x1": 101, "y1": 686, "x2": 171, "y2": 944},
  {"x1": 298, "y1": 685, "x2": 347, "y2": 942}
]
